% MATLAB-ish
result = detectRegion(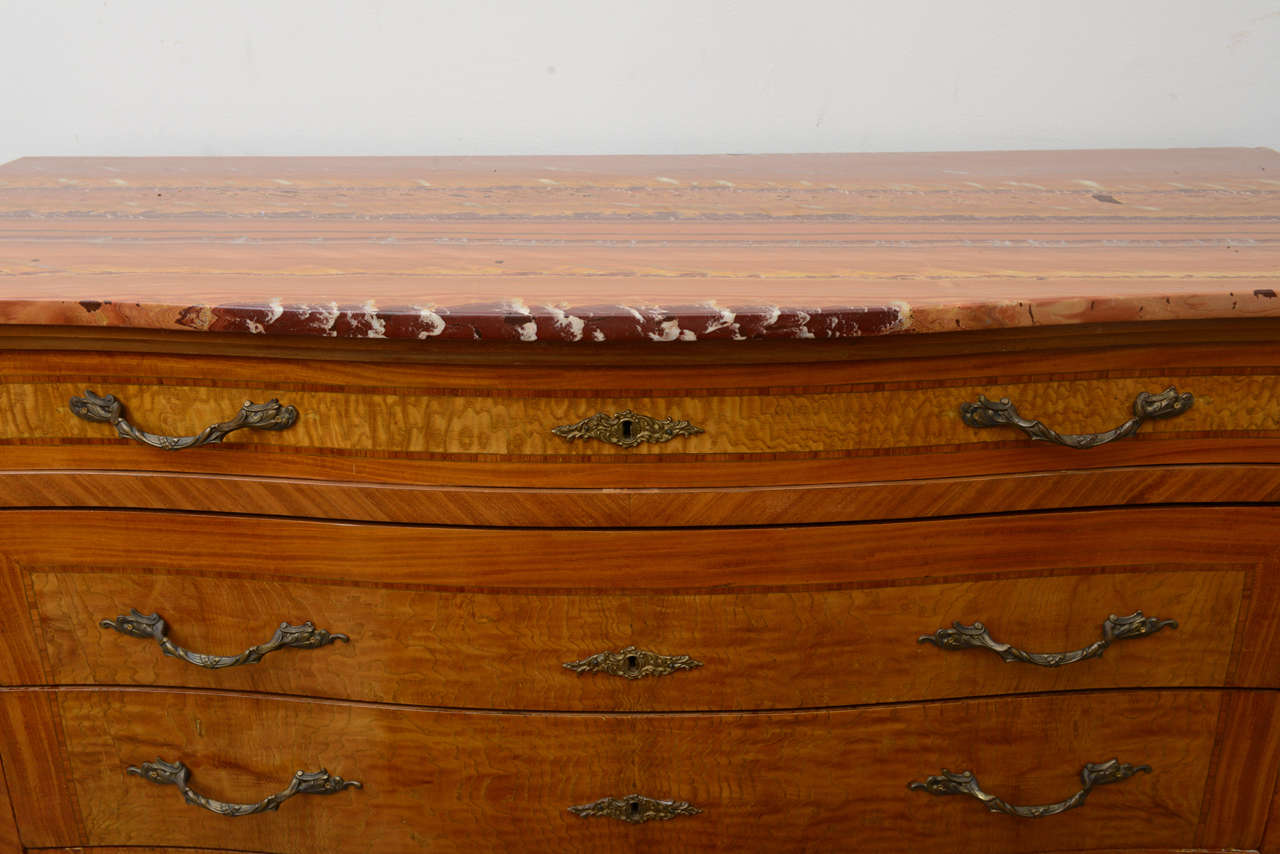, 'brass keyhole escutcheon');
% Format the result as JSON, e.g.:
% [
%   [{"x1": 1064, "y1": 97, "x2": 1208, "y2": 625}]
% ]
[
  {"x1": 563, "y1": 646, "x2": 703, "y2": 679},
  {"x1": 569, "y1": 793, "x2": 702, "y2": 822},
  {"x1": 552, "y1": 410, "x2": 703, "y2": 448}
]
